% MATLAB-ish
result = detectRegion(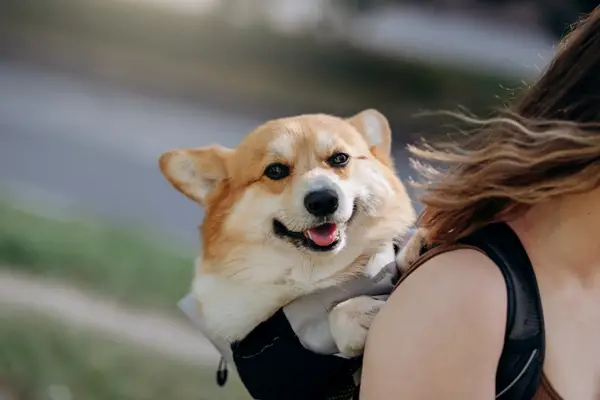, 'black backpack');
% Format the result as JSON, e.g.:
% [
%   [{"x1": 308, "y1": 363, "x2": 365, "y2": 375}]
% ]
[{"x1": 216, "y1": 222, "x2": 545, "y2": 399}]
